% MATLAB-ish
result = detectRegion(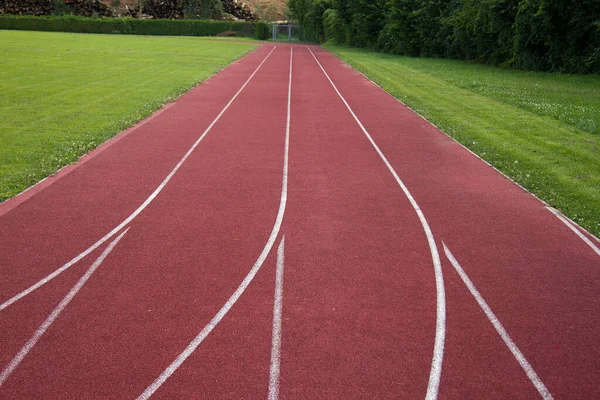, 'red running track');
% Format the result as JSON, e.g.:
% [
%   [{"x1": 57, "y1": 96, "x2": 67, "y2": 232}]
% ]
[{"x1": 1, "y1": 44, "x2": 599, "y2": 399}]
